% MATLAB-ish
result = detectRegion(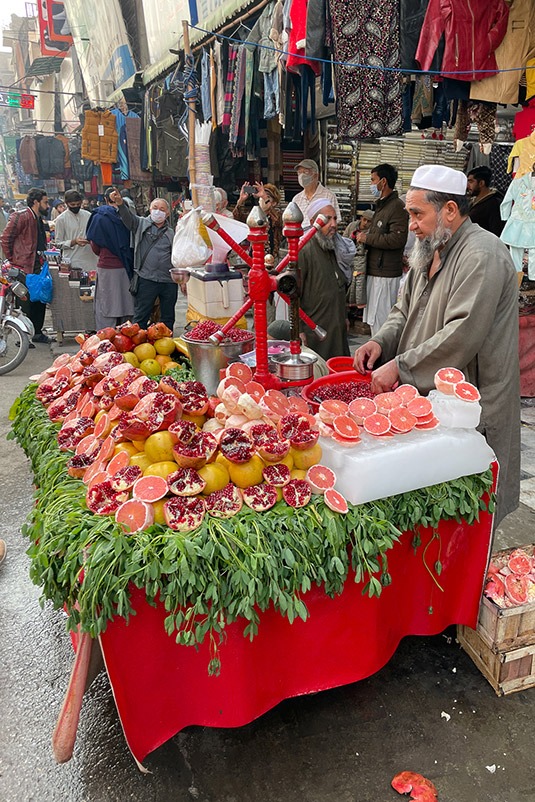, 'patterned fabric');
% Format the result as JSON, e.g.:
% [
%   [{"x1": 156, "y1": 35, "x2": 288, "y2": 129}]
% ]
[
  {"x1": 490, "y1": 144, "x2": 513, "y2": 197},
  {"x1": 222, "y1": 45, "x2": 238, "y2": 133},
  {"x1": 329, "y1": 0, "x2": 402, "y2": 139},
  {"x1": 230, "y1": 46, "x2": 247, "y2": 156}
]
